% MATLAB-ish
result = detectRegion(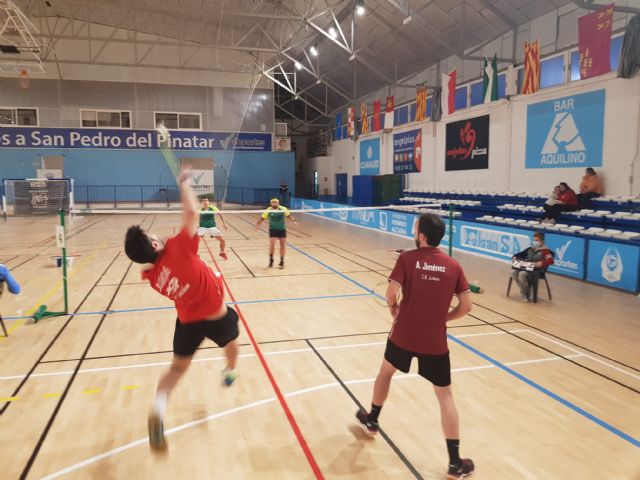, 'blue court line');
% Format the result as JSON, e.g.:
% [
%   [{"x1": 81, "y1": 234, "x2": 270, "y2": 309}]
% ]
[
  {"x1": 1, "y1": 292, "x2": 372, "y2": 321},
  {"x1": 286, "y1": 243, "x2": 640, "y2": 449}
]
